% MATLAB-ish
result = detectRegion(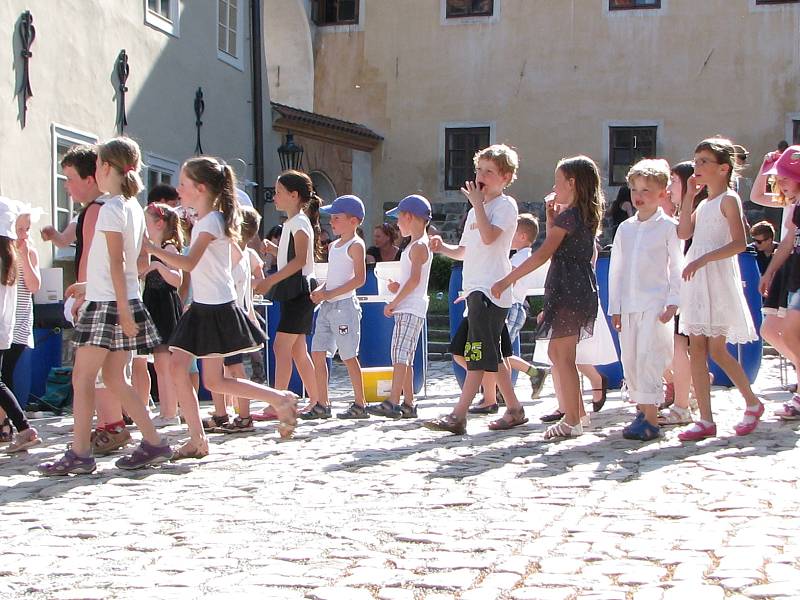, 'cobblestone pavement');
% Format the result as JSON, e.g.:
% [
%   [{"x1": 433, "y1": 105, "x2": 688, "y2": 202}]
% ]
[{"x1": 1, "y1": 356, "x2": 799, "y2": 600}]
